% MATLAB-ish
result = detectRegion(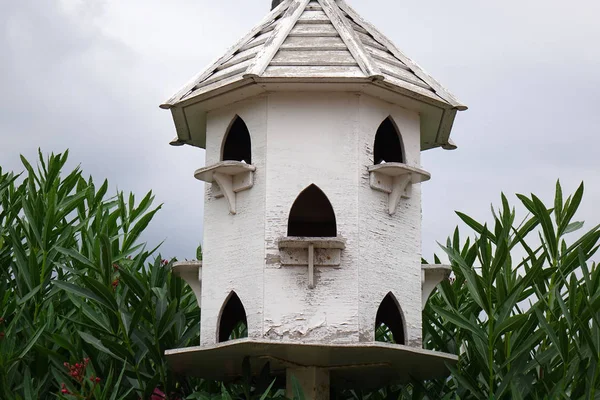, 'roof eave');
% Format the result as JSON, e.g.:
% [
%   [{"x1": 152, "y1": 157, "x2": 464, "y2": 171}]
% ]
[{"x1": 163, "y1": 77, "x2": 462, "y2": 151}]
